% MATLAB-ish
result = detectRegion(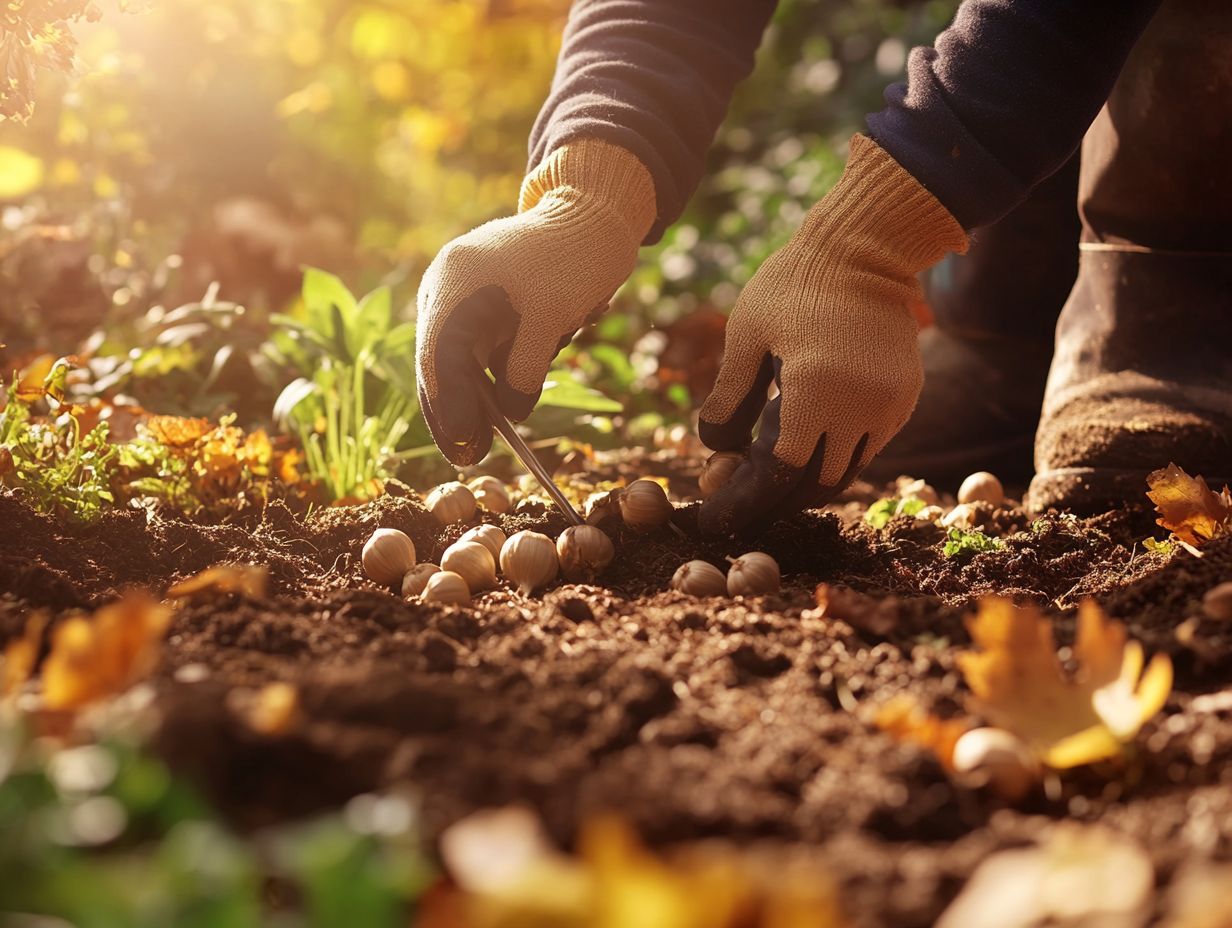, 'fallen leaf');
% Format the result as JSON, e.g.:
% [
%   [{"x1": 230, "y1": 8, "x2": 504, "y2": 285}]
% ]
[
  {"x1": 1147, "y1": 463, "x2": 1232, "y2": 549},
  {"x1": 957, "y1": 598, "x2": 1172, "y2": 768},
  {"x1": 937, "y1": 824, "x2": 1153, "y2": 928},
  {"x1": 143, "y1": 415, "x2": 212, "y2": 447},
  {"x1": 41, "y1": 593, "x2": 172, "y2": 711},
  {"x1": 1, "y1": 612, "x2": 48, "y2": 696},
  {"x1": 873, "y1": 694, "x2": 969, "y2": 770},
  {"x1": 14, "y1": 353, "x2": 55, "y2": 402},
  {"x1": 814, "y1": 584, "x2": 900, "y2": 637},
  {"x1": 167, "y1": 564, "x2": 269, "y2": 601},
  {"x1": 424, "y1": 808, "x2": 846, "y2": 928},
  {"x1": 243, "y1": 682, "x2": 299, "y2": 736}
]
